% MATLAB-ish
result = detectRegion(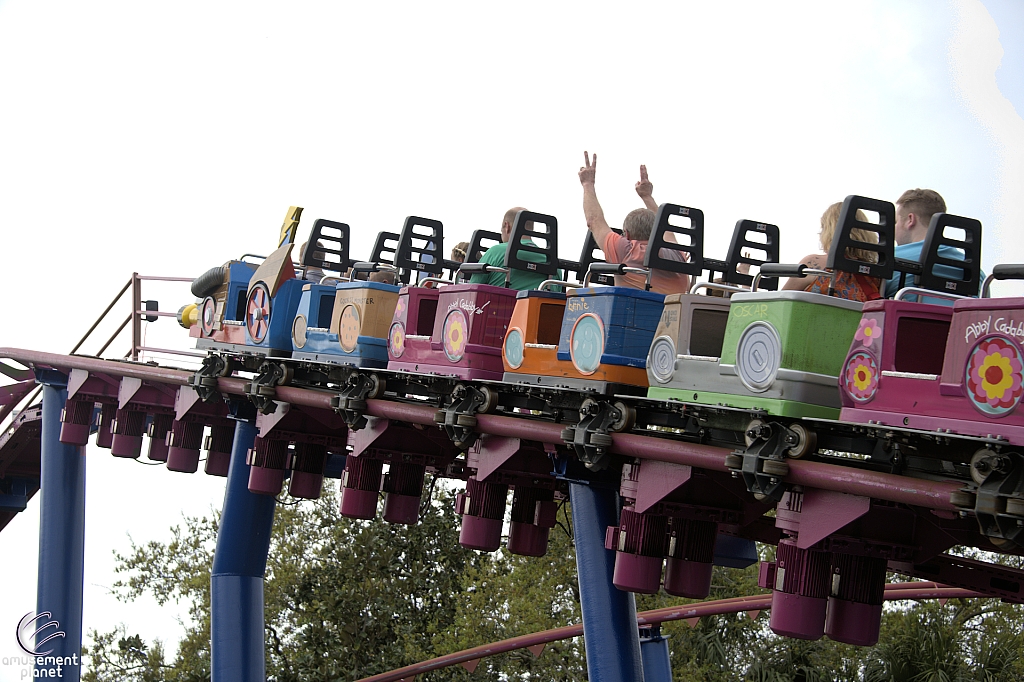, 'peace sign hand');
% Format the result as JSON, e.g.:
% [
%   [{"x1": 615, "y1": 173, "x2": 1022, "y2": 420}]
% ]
[
  {"x1": 635, "y1": 164, "x2": 653, "y2": 199},
  {"x1": 578, "y1": 151, "x2": 597, "y2": 185}
]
